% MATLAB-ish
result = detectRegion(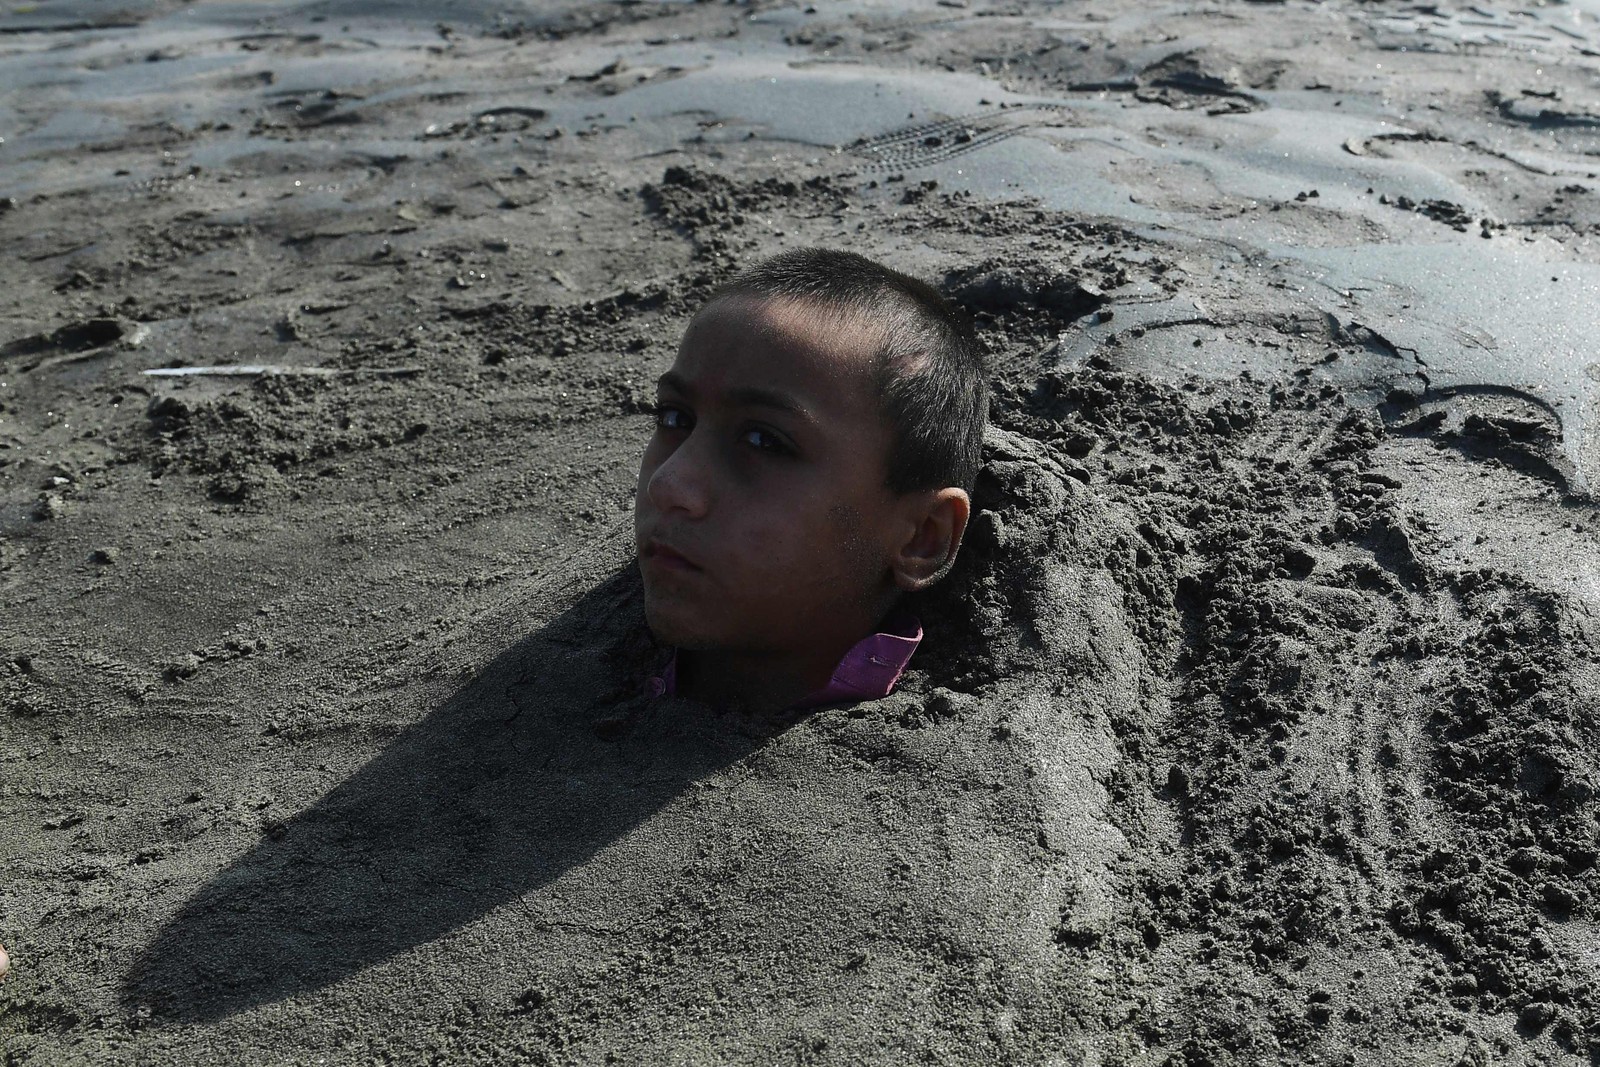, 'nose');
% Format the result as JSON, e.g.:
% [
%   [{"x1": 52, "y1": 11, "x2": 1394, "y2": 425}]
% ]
[{"x1": 644, "y1": 434, "x2": 711, "y2": 519}]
